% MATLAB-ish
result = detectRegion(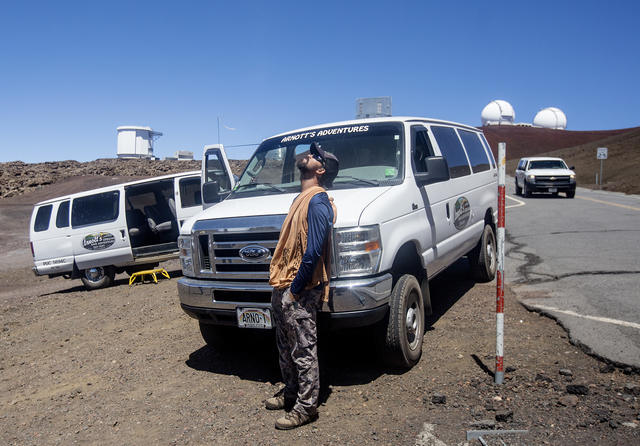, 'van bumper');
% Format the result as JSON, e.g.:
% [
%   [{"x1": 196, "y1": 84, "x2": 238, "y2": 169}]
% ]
[{"x1": 177, "y1": 273, "x2": 393, "y2": 330}]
